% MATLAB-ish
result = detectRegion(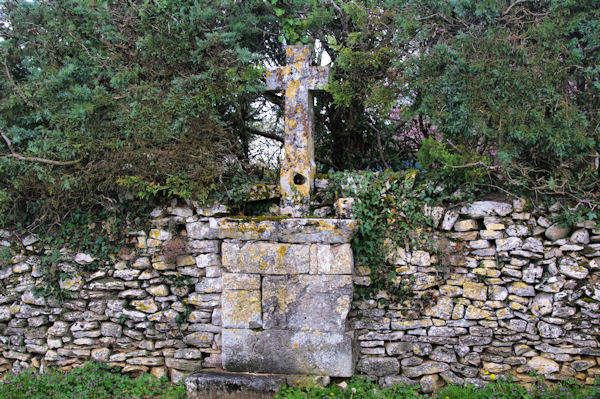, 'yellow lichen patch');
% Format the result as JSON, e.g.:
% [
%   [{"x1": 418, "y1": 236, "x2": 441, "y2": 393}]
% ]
[
  {"x1": 279, "y1": 66, "x2": 291, "y2": 77},
  {"x1": 223, "y1": 289, "x2": 261, "y2": 327},
  {"x1": 152, "y1": 261, "x2": 167, "y2": 271},
  {"x1": 285, "y1": 80, "x2": 300, "y2": 99},
  {"x1": 59, "y1": 275, "x2": 83, "y2": 291},
  {"x1": 286, "y1": 118, "x2": 298, "y2": 130}
]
